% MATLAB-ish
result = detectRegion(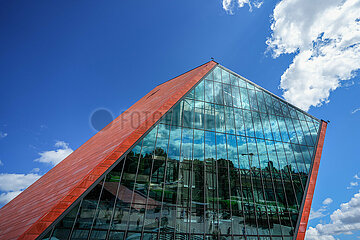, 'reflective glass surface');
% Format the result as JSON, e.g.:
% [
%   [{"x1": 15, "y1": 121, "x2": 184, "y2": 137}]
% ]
[{"x1": 45, "y1": 66, "x2": 321, "y2": 240}]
